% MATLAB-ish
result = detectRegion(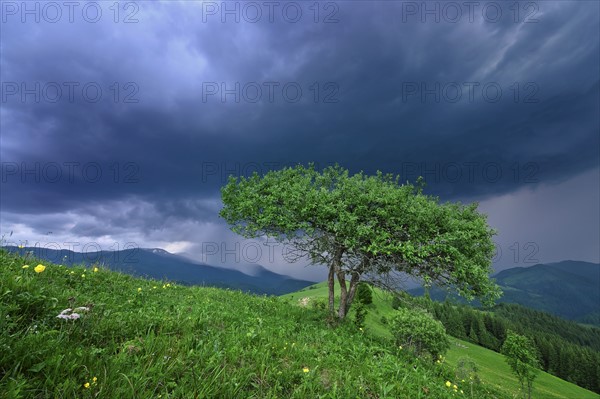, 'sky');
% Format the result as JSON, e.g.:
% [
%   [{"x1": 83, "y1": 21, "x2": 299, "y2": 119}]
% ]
[{"x1": 1, "y1": 0, "x2": 598, "y2": 281}]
